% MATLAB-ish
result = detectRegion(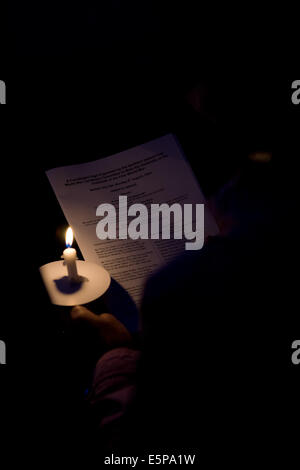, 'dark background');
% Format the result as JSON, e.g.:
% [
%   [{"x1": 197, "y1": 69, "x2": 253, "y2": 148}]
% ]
[{"x1": 1, "y1": 2, "x2": 300, "y2": 464}]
